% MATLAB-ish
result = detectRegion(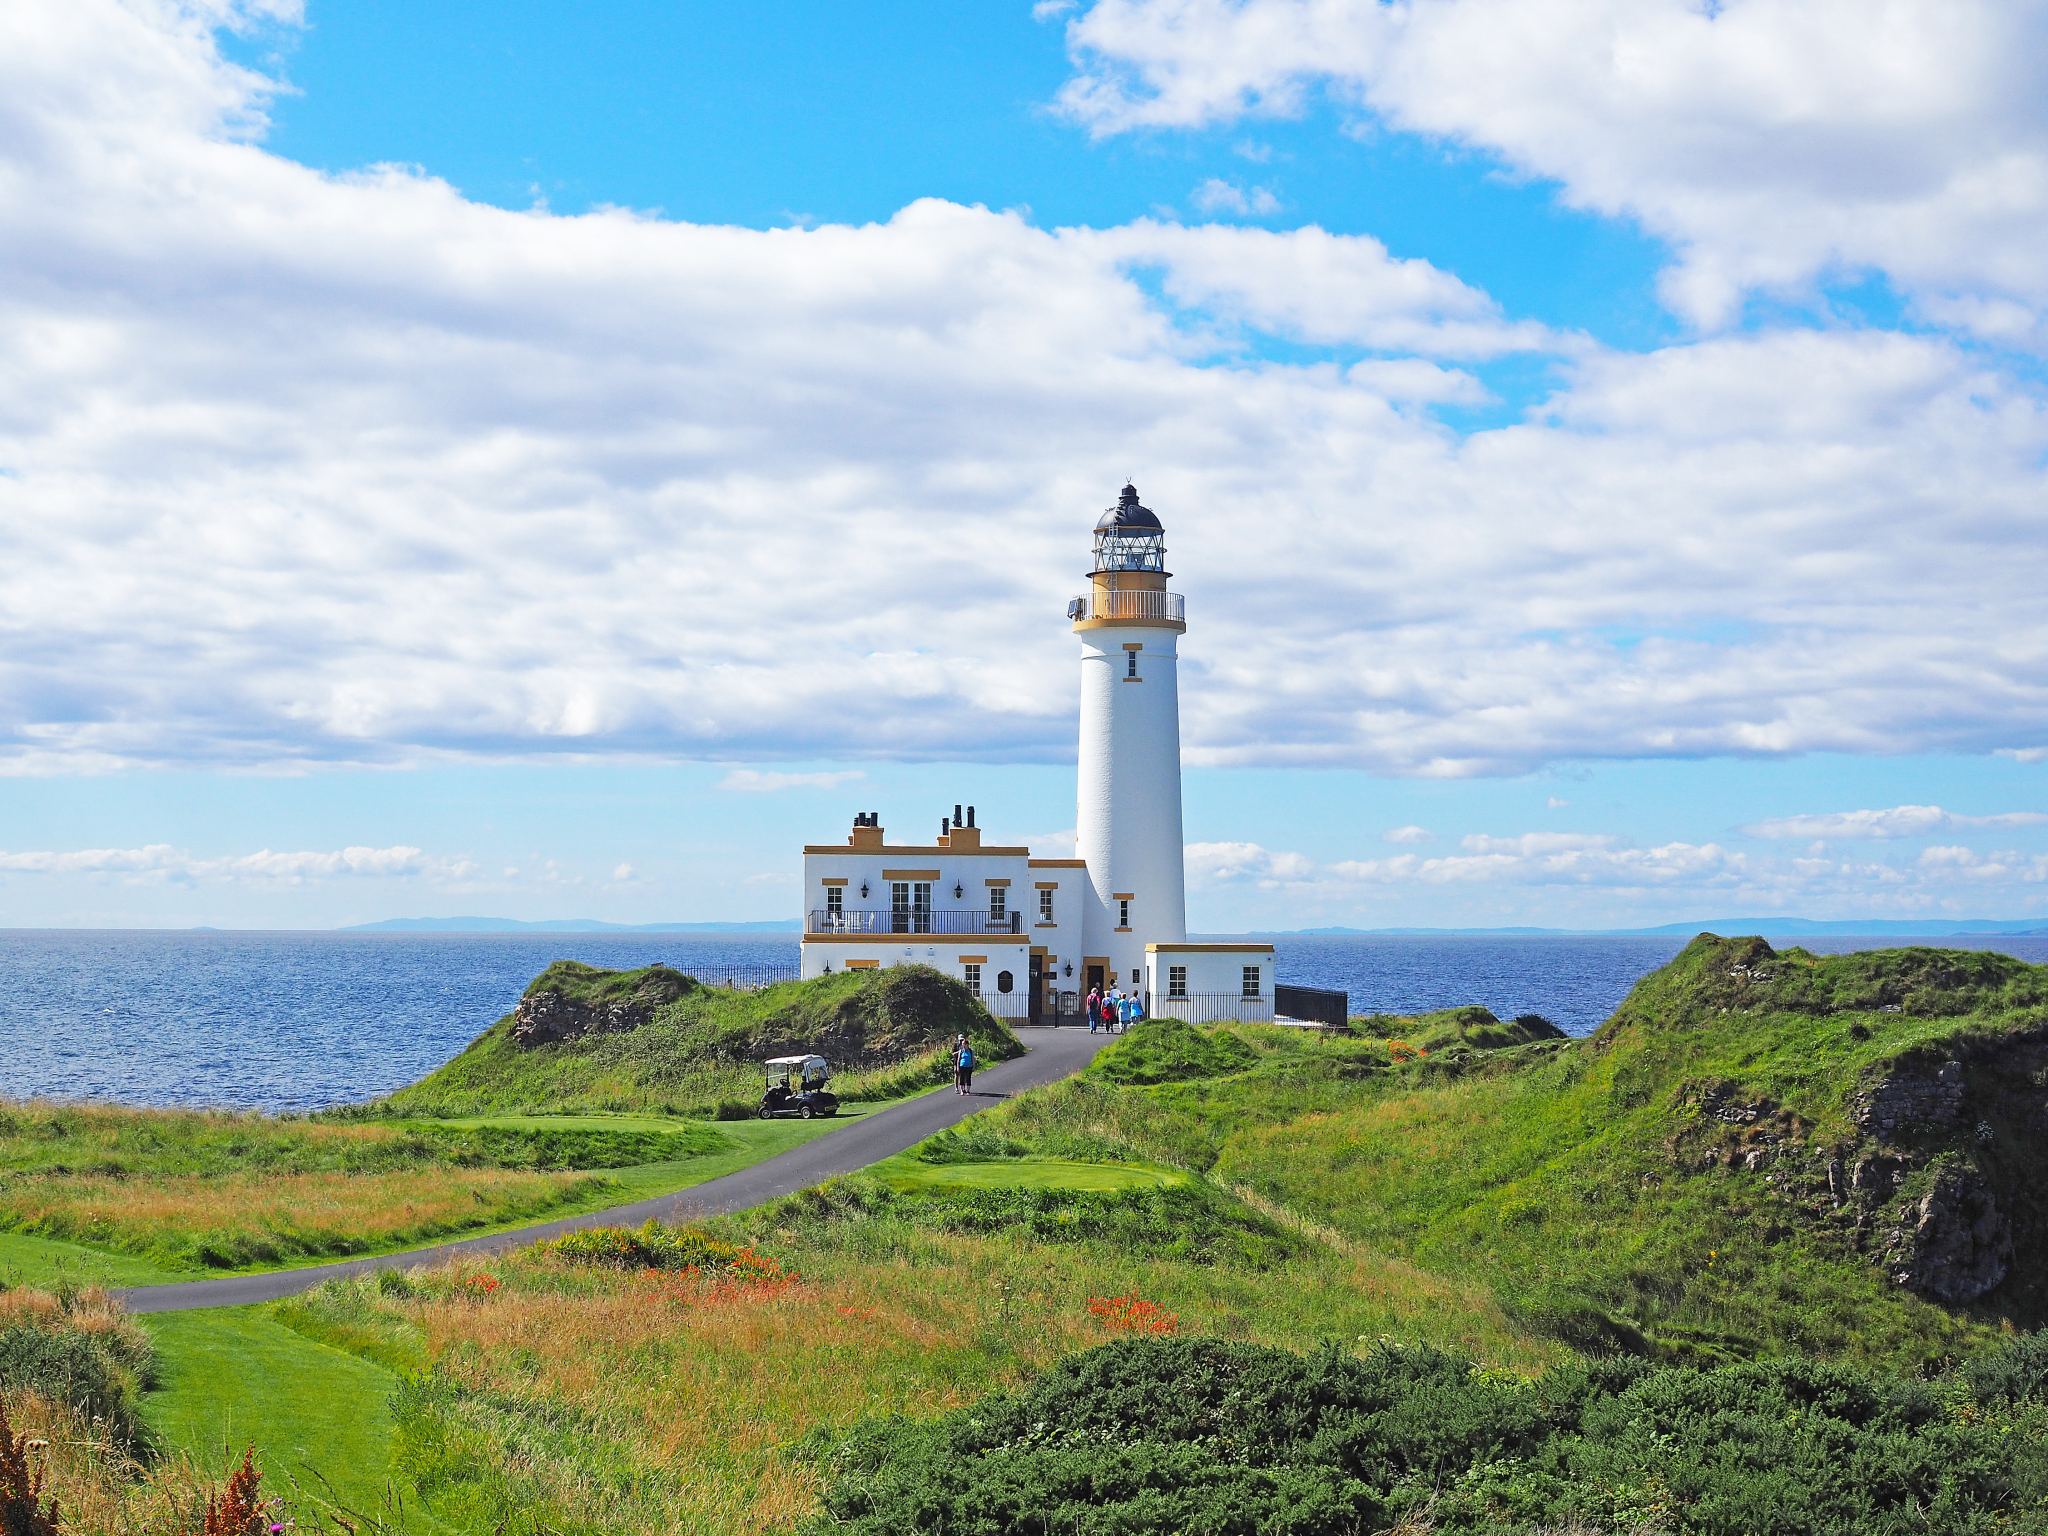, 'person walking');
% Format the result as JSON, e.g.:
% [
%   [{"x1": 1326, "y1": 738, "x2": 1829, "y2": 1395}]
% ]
[
  {"x1": 1086, "y1": 985, "x2": 1101, "y2": 1034},
  {"x1": 1120, "y1": 991, "x2": 1138, "y2": 1030},
  {"x1": 955, "y1": 1037, "x2": 976, "y2": 1094}
]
